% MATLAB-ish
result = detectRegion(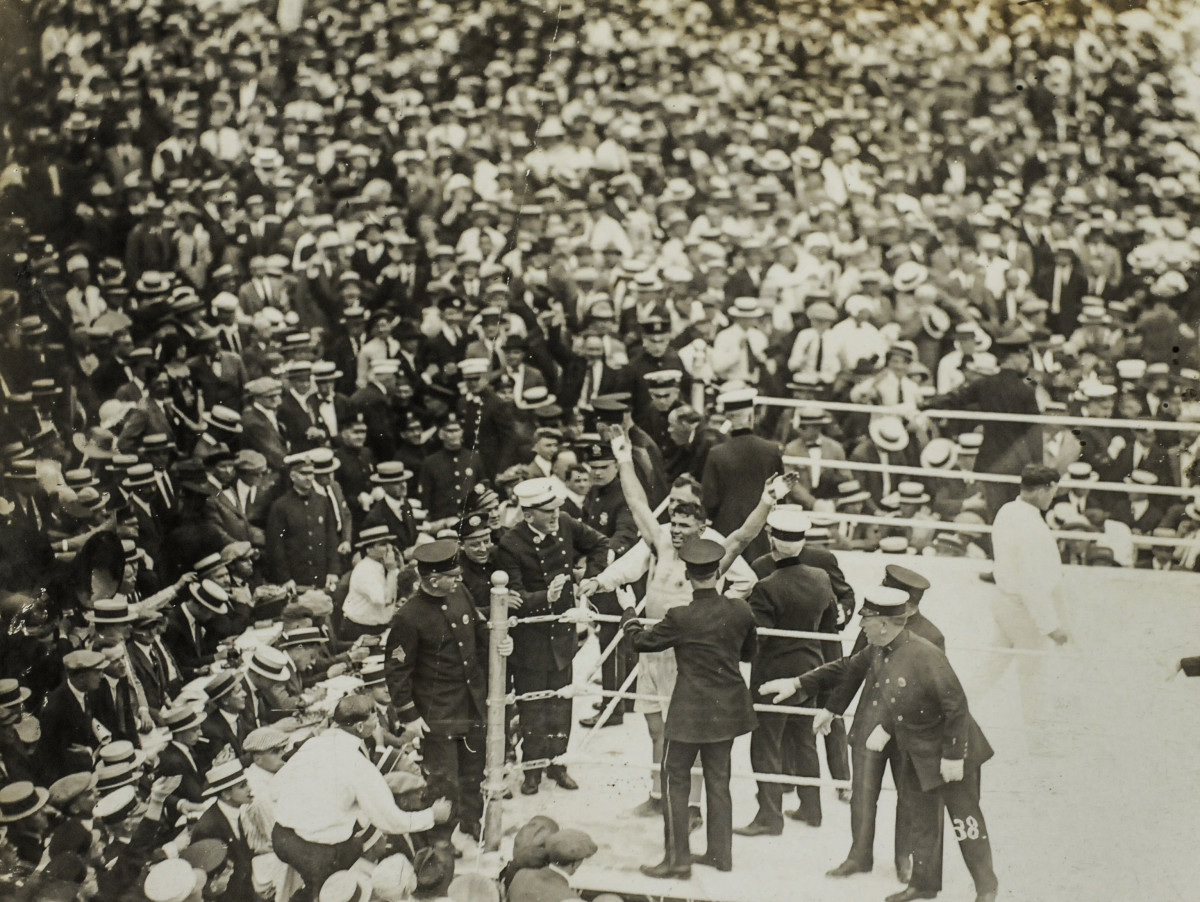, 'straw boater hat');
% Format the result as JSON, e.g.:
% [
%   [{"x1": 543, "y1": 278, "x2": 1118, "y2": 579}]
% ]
[{"x1": 868, "y1": 416, "x2": 910, "y2": 452}]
